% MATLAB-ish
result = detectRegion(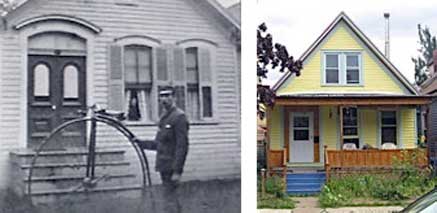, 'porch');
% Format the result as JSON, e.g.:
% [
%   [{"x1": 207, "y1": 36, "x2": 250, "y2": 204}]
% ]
[{"x1": 267, "y1": 94, "x2": 430, "y2": 170}]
